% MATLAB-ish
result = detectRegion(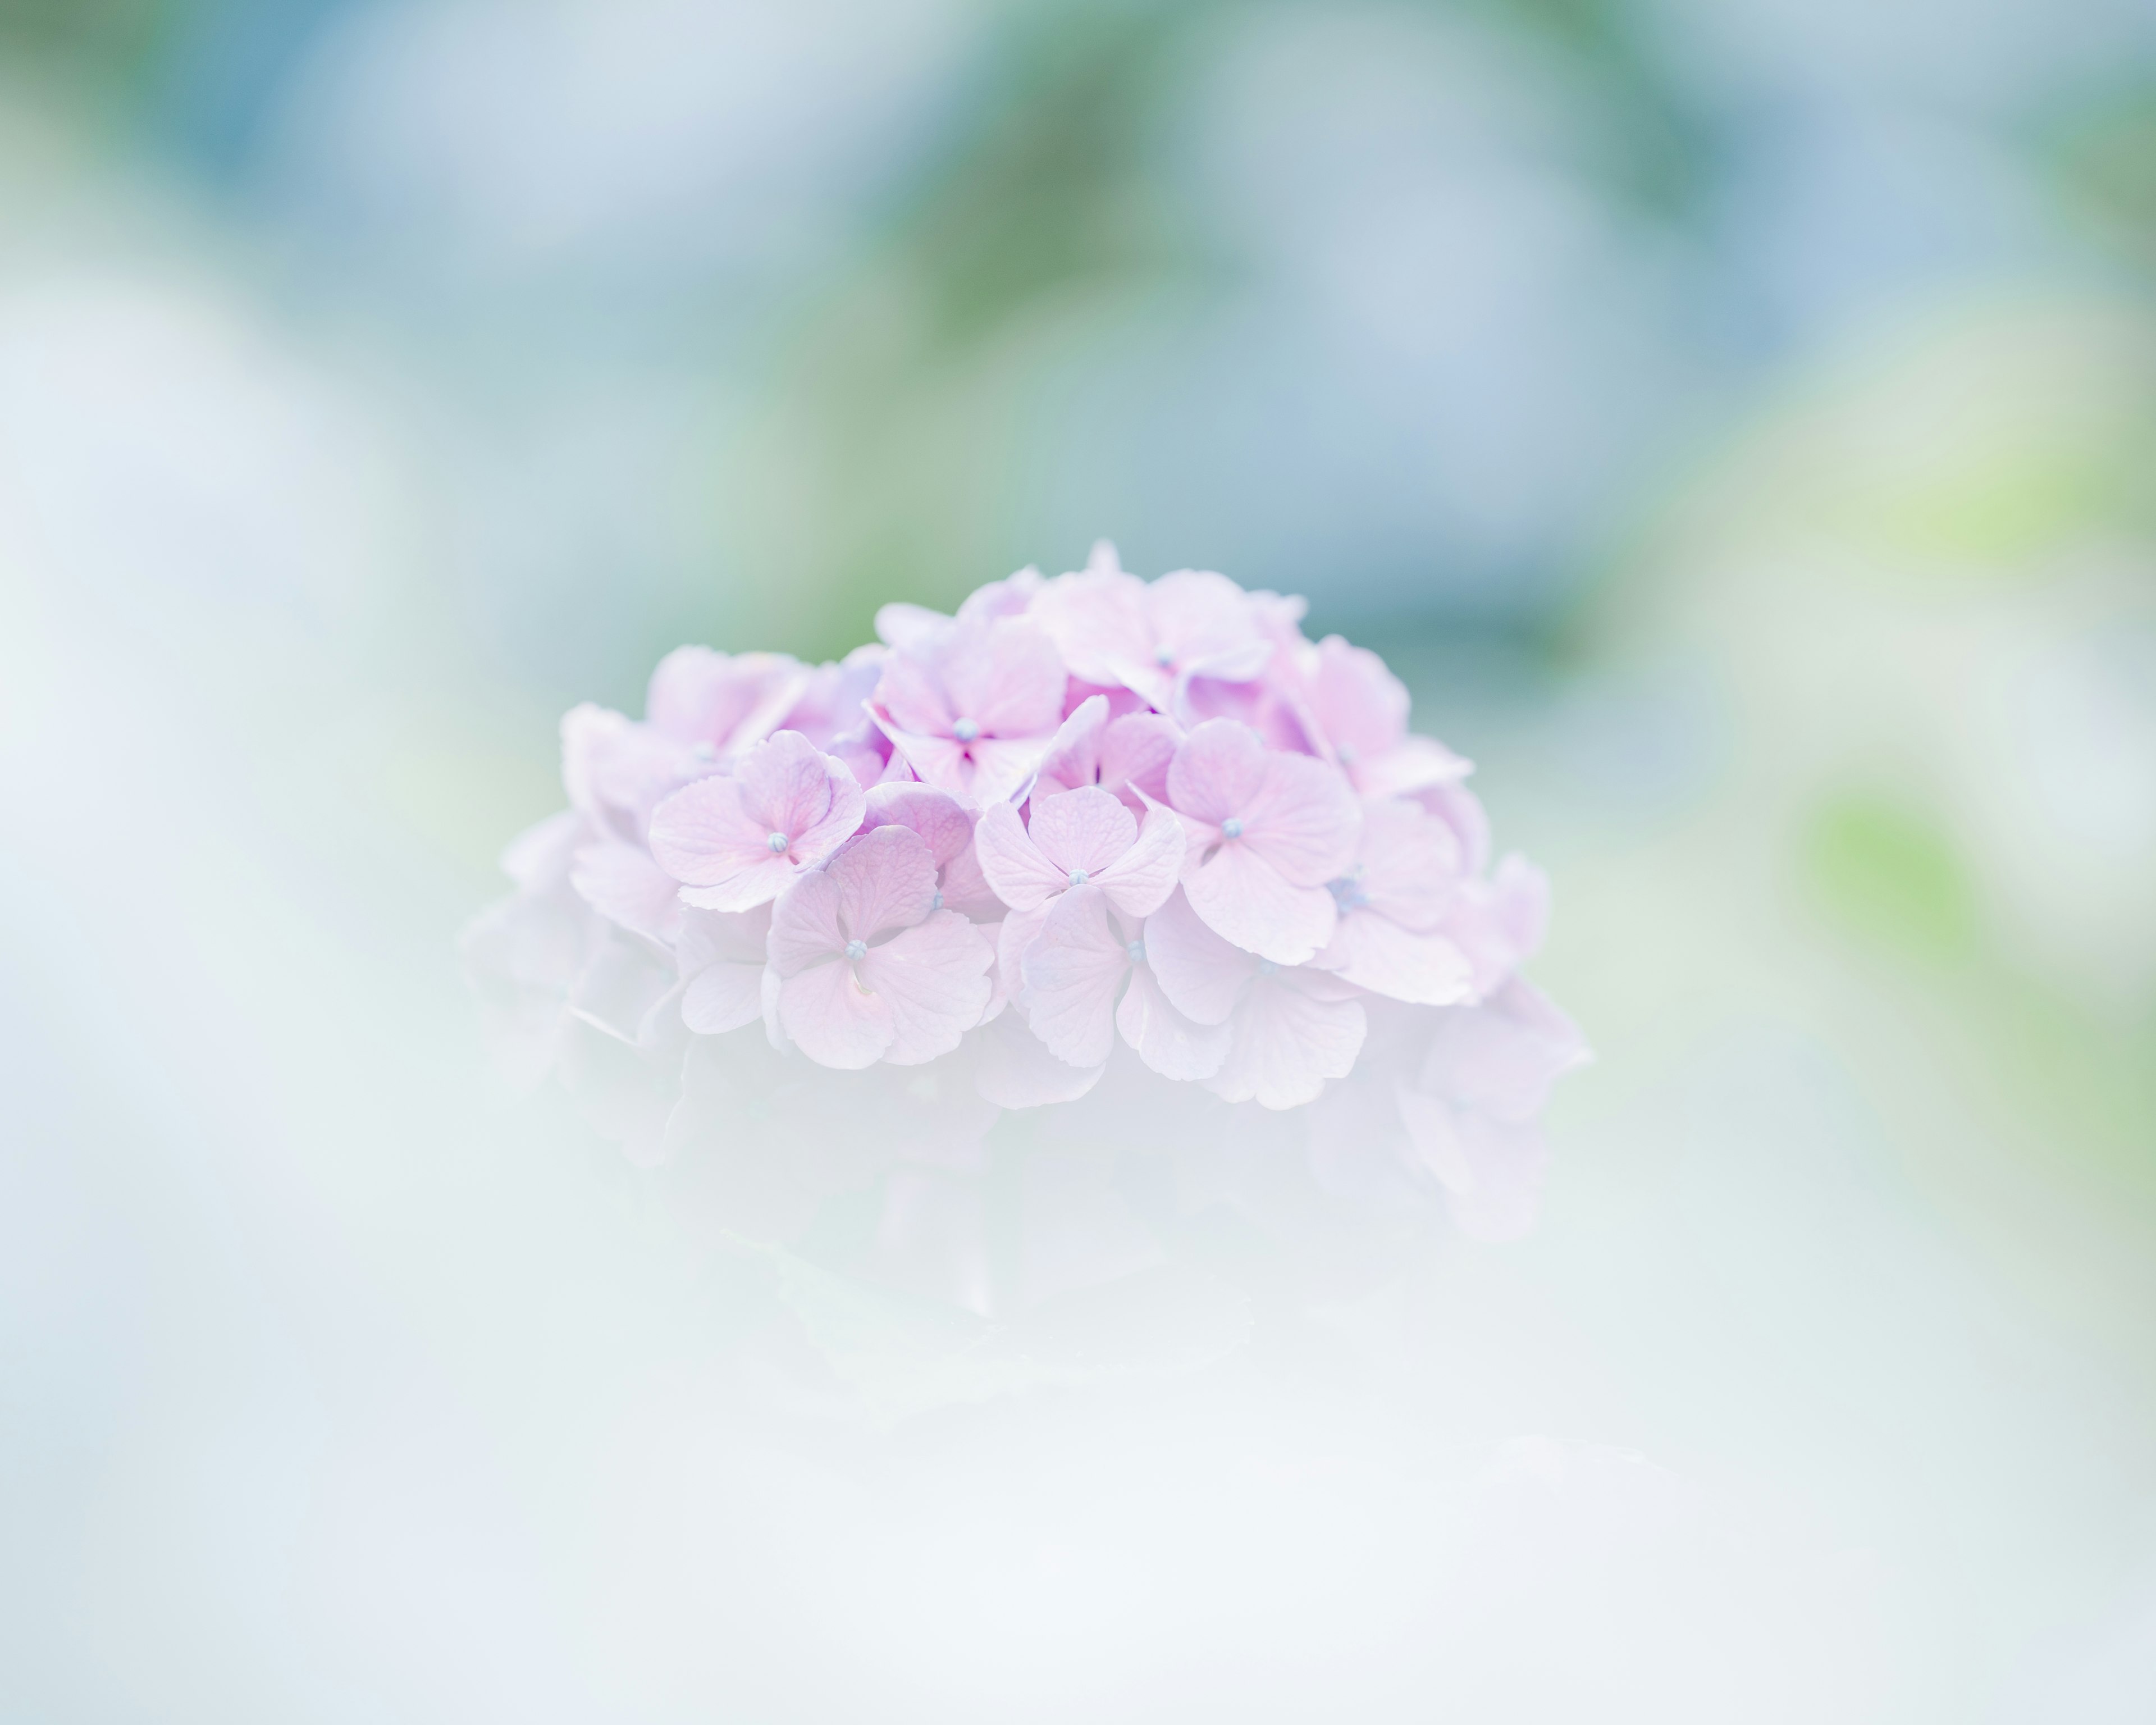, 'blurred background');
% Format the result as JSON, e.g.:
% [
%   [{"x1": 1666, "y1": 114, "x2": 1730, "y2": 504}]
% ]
[{"x1": 3, "y1": 0, "x2": 2155, "y2": 1718}]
